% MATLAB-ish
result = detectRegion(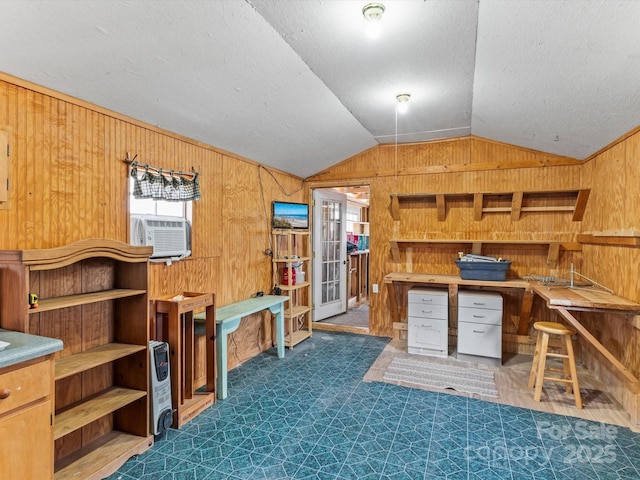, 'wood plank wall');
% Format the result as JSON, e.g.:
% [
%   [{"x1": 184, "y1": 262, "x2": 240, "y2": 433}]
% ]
[
  {"x1": 0, "y1": 76, "x2": 305, "y2": 370},
  {"x1": 578, "y1": 132, "x2": 640, "y2": 420},
  {"x1": 308, "y1": 137, "x2": 586, "y2": 340}
]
